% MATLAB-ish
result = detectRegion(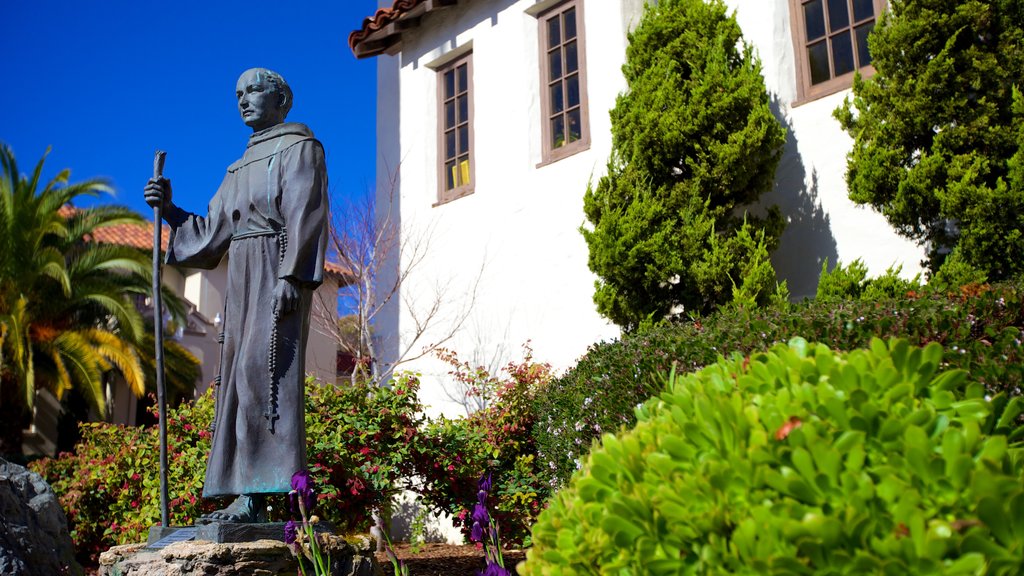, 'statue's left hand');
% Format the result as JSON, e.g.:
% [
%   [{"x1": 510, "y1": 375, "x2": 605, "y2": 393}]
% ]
[{"x1": 273, "y1": 278, "x2": 299, "y2": 316}]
